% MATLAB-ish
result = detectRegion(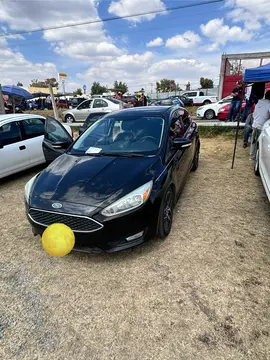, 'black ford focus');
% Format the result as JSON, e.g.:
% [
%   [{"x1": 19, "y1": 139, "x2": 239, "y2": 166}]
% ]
[{"x1": 25, "y1": 106, "x2": 200, "y2": 253}]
